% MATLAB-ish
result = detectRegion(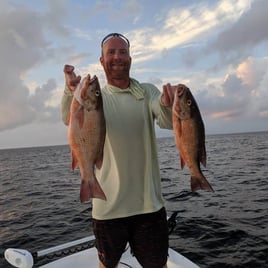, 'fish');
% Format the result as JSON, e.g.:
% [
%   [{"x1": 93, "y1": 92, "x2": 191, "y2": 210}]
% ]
[
  {"x1": 172, "y1": 86, "x2": 214, "y2": 192},
  {"x1": 68, "y1": 74, "x2": 107, "y2": 202}
]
